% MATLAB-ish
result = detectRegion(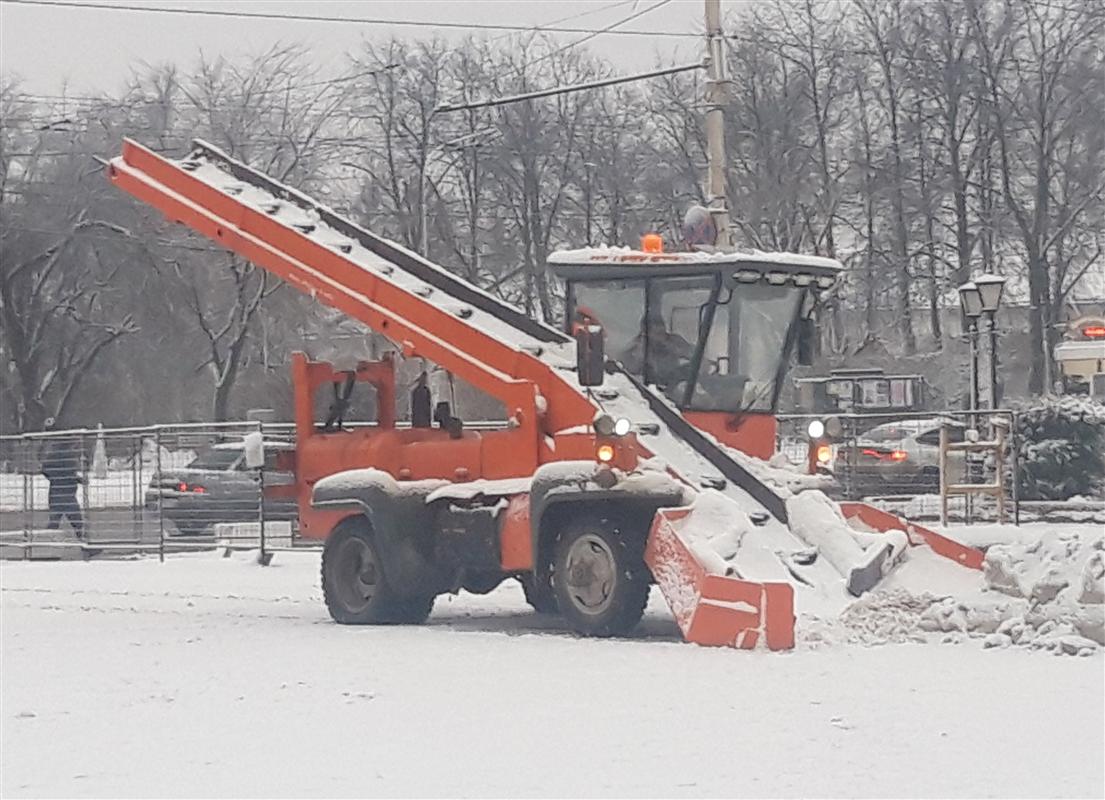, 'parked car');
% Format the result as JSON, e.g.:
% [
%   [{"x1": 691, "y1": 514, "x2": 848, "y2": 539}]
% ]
[
  {"x1": 828, "y1": 418, "x2": 968, "y2": 496},
  {"x1": 145, "y1": 441, "x2": 297, "y2": 536}
]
